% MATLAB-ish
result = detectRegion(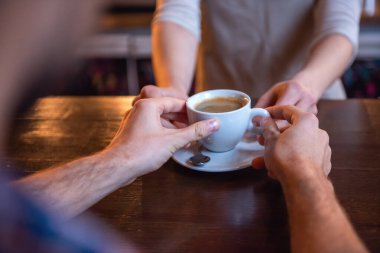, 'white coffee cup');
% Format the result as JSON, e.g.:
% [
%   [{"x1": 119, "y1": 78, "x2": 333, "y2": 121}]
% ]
[{"x1": 186, "y1": 89, "x2": 269, "y2": 152}]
